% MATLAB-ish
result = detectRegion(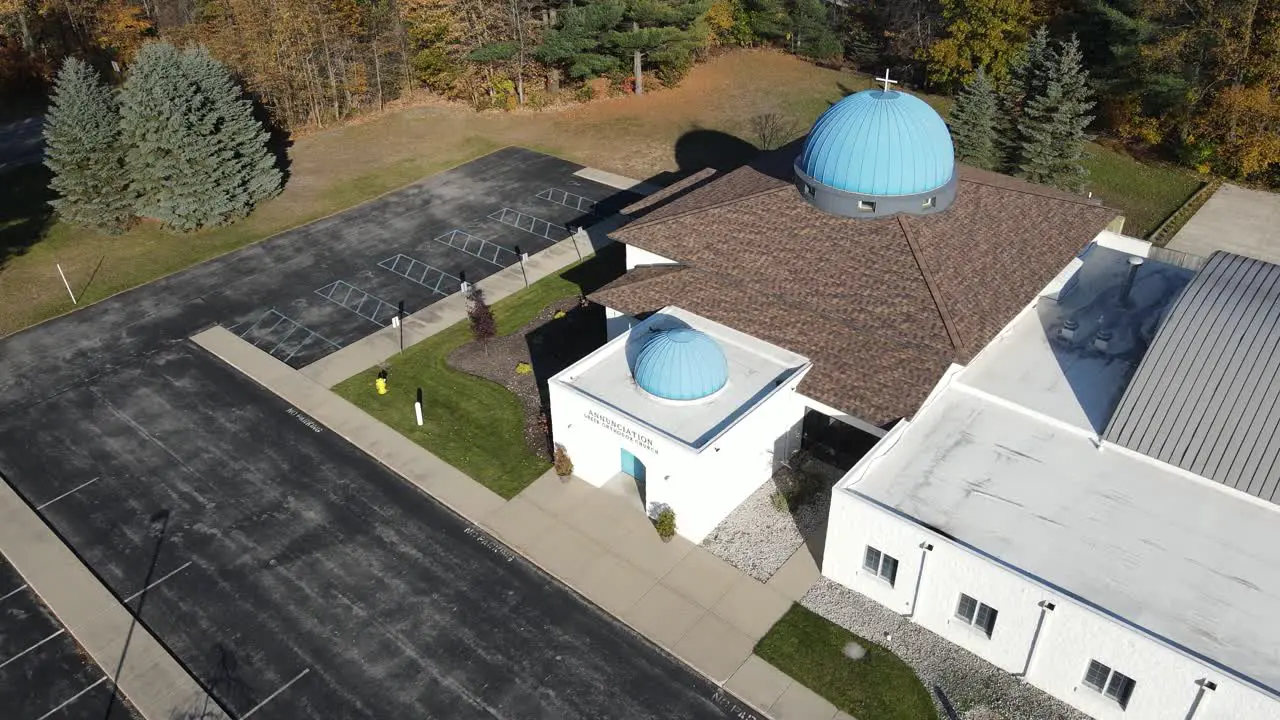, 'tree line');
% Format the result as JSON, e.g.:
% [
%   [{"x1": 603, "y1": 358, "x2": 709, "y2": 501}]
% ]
[{"x1": 3, "y1": 0, "x2": 1280, "y2": 184}]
